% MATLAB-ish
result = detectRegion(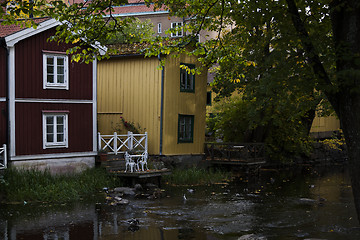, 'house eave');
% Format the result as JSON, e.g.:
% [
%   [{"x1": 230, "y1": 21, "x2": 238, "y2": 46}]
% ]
[
  {"x1": 5, "y1": 19, "x2": 60, "y2": 47},
  {"x1": 106, "y1": 10, "x2": 169, "y2": 18}
]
